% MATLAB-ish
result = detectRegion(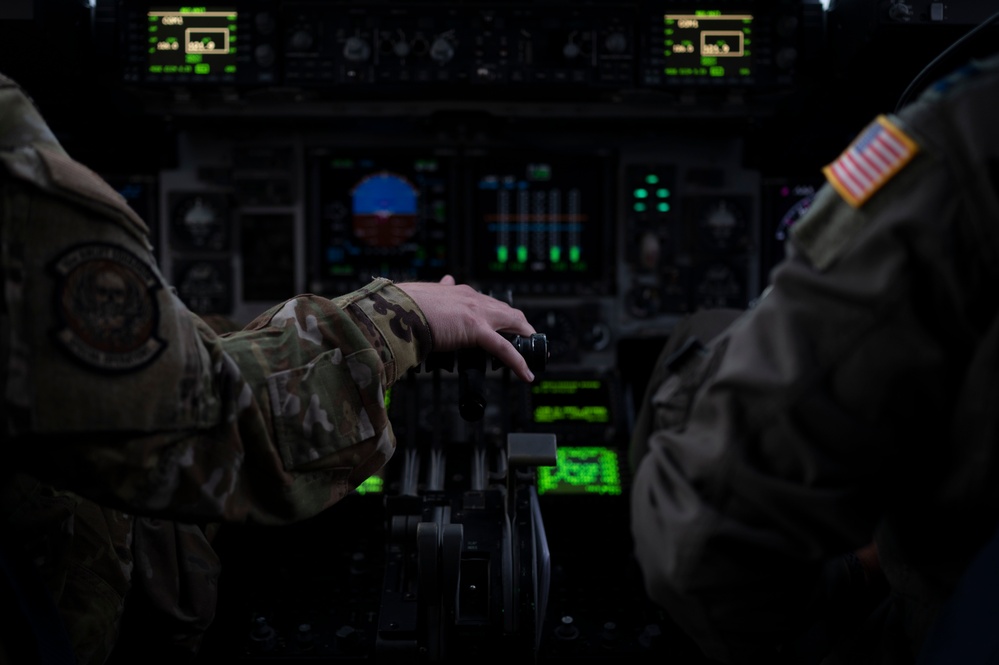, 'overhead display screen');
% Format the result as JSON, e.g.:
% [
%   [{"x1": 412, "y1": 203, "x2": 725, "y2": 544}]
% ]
[
  {"x1": 145, "y1": 7, "x2": 237, "y2": 79},
  {"x1": 662, "y1": 10, "x2": 753, "y2": 81}
]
